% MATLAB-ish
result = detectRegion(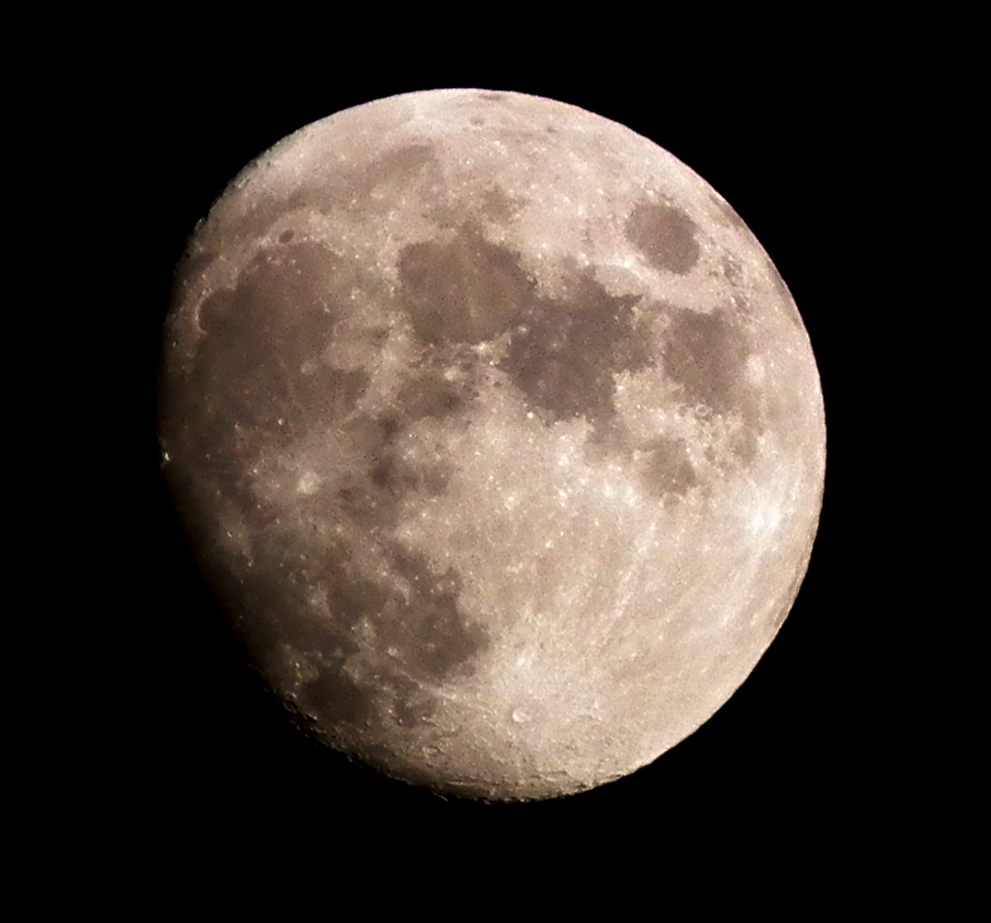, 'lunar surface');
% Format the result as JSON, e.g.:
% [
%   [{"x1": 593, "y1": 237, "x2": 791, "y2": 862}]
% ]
[{"x1": 158, "y1": 89, "x2": 825, "y2": 801}]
